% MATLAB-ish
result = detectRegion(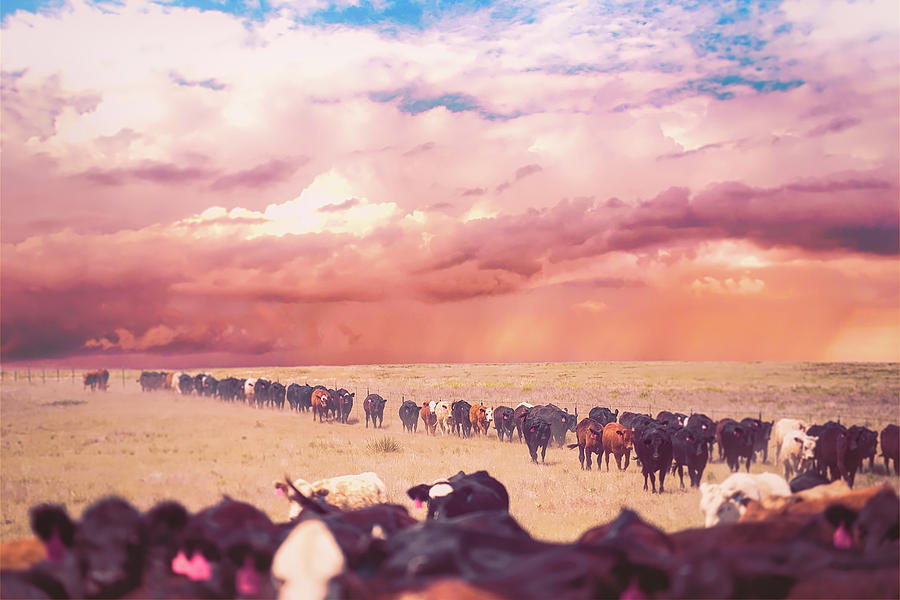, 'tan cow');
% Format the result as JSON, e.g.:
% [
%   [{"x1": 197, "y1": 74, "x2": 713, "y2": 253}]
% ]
[
  {"x1": 469, "y1": 403, "x2": 490, "y2": 436},
  {"x1": 779, "y1": 429, "x2": 818, "y2": 479},
  {"x1": 435, "y1": 401, "x2": 453, "y2": 434},
  {"x1": 771, "y1": 418, "x2": 808, "y2": 461}
]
